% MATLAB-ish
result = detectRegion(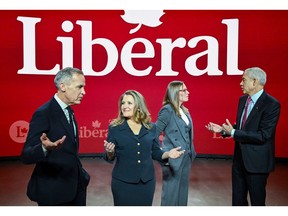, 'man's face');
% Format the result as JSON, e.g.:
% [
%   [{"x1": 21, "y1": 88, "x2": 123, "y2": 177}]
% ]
[
  {"x1": 62, "y1": 74, "x2": 86, "y2": 105},
  {"x1": 240, "y1": 72, "x2": 255, "y2": 95}
]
